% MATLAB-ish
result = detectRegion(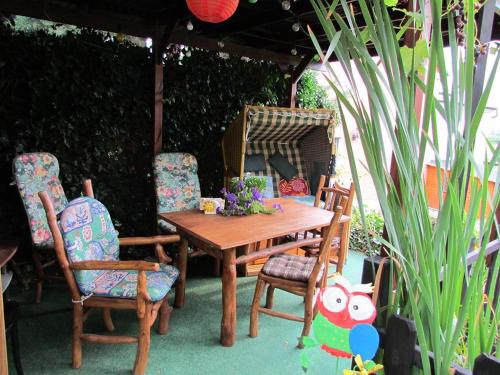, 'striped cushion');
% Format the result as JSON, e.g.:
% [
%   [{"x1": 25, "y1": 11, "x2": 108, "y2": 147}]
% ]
[
  {"x1": 262, "y1": 253, "x2": 322, "y2": 282},
  {"x1": 246, "y1": 141, "x2": 307, "y2": 197}
]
